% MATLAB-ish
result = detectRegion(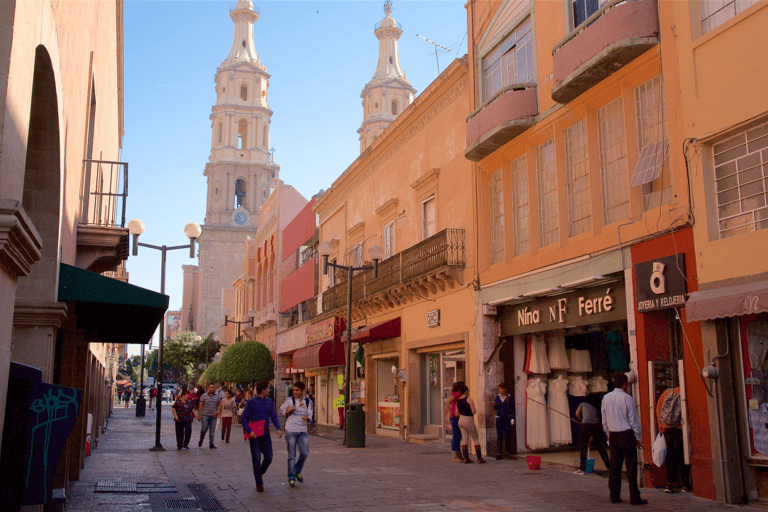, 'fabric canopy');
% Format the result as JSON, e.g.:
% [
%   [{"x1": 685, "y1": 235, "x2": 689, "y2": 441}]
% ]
[
  {"x1": 57, "y1": 263, "x2": 169, "y2": 344},
  {"x1": 292, "y1": 340, "x2": 345, "y2": 370},
  {"x1": 686, "y1": 279, "x2": 768, "y2": 322},
  {"x1": 352, "y1": 317, "x2": 401, "y2": 344}
]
